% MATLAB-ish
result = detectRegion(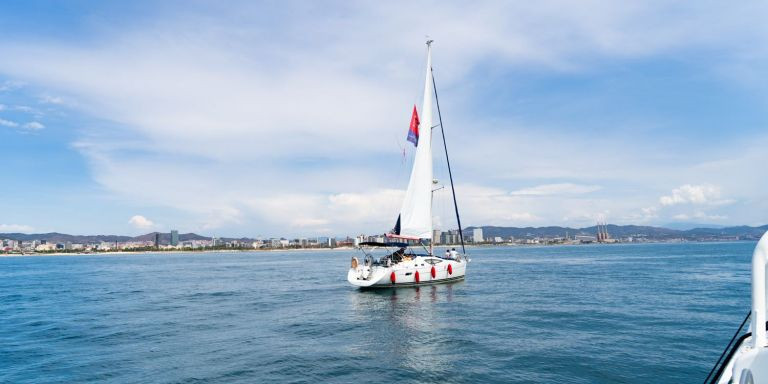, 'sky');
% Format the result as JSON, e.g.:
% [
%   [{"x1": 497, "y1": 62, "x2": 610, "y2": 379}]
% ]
[{"x1": 2, "y1": 1, "x2": 768, "y2": 237}]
